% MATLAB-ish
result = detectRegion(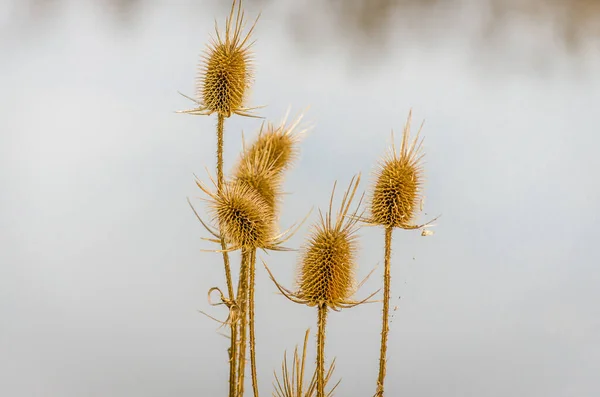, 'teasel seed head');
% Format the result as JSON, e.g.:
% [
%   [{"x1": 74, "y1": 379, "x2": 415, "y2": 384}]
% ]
[
  {"x1": 233, "y1": 111, "x2": 305, "y2": 210},
  {"x1": 297, "y1": 222, "x2": 357, "y2": 309},
  {"x1": 243, "y1": 111, "x2": 306, "y2": 175},
  {"x1": 370, "y1": 111, "x2": 425, "y2": 229},
  {"x1": 264, "y1": 176, "x2": 380, "y2": 310},
  {"x1": 178, "y1": 0, "x2": 261, "y2": 118},
  {"x1": 297, "y1": 176, "x2": 362, "y2": 309},
  {"x1": 234, "y1": 153, "x2": 283, "y2": 211},
  {"x1": 201, "y1": 178, "x2": 275, "y2": 249}
]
